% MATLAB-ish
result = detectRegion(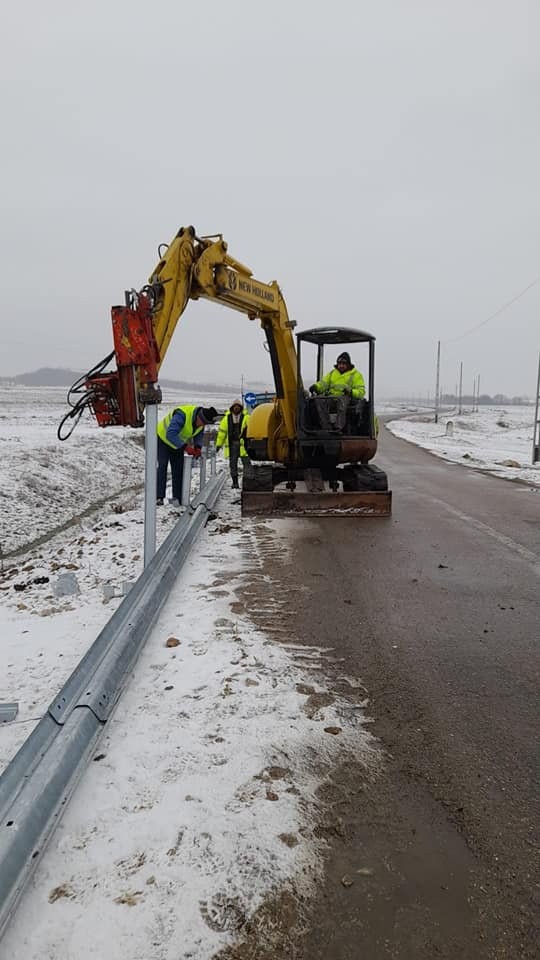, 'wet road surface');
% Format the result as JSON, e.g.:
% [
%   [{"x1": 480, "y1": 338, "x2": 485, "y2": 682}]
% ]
[{"x1": 240, "y1": 426, "x2": 539, "y2": 959}]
